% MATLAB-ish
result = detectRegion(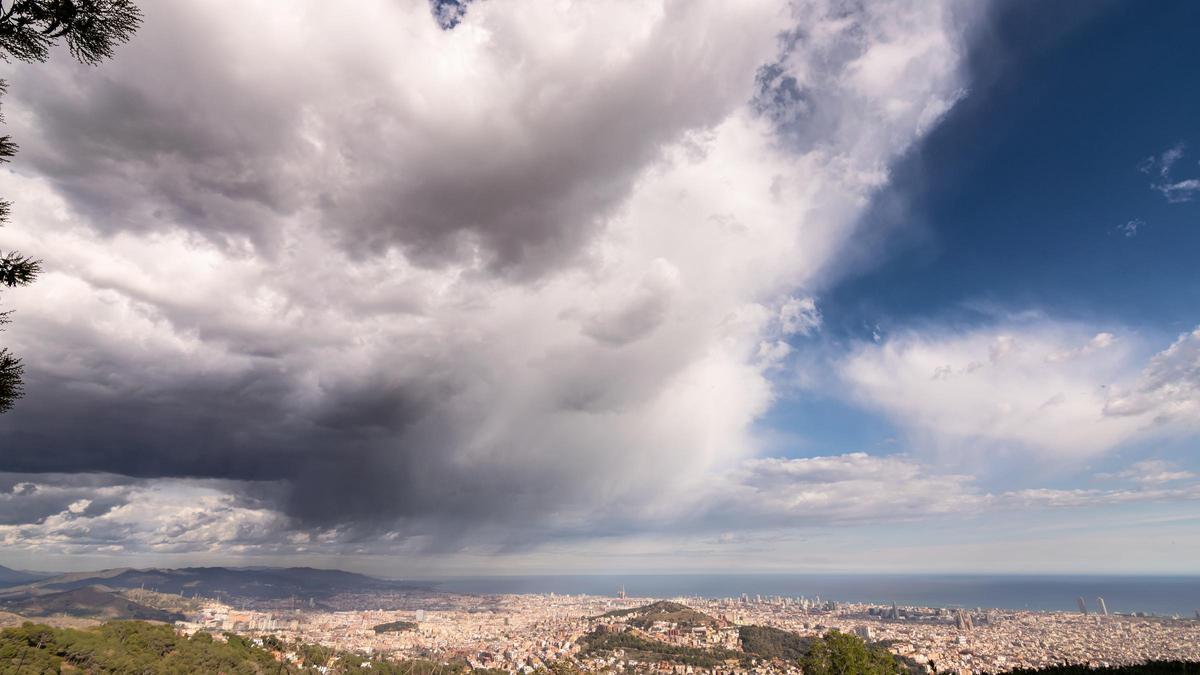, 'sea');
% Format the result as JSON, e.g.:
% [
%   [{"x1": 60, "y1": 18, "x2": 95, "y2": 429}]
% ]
[{"x1": 427, "y1": 574, "x2": 1200, "y2": 617}]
